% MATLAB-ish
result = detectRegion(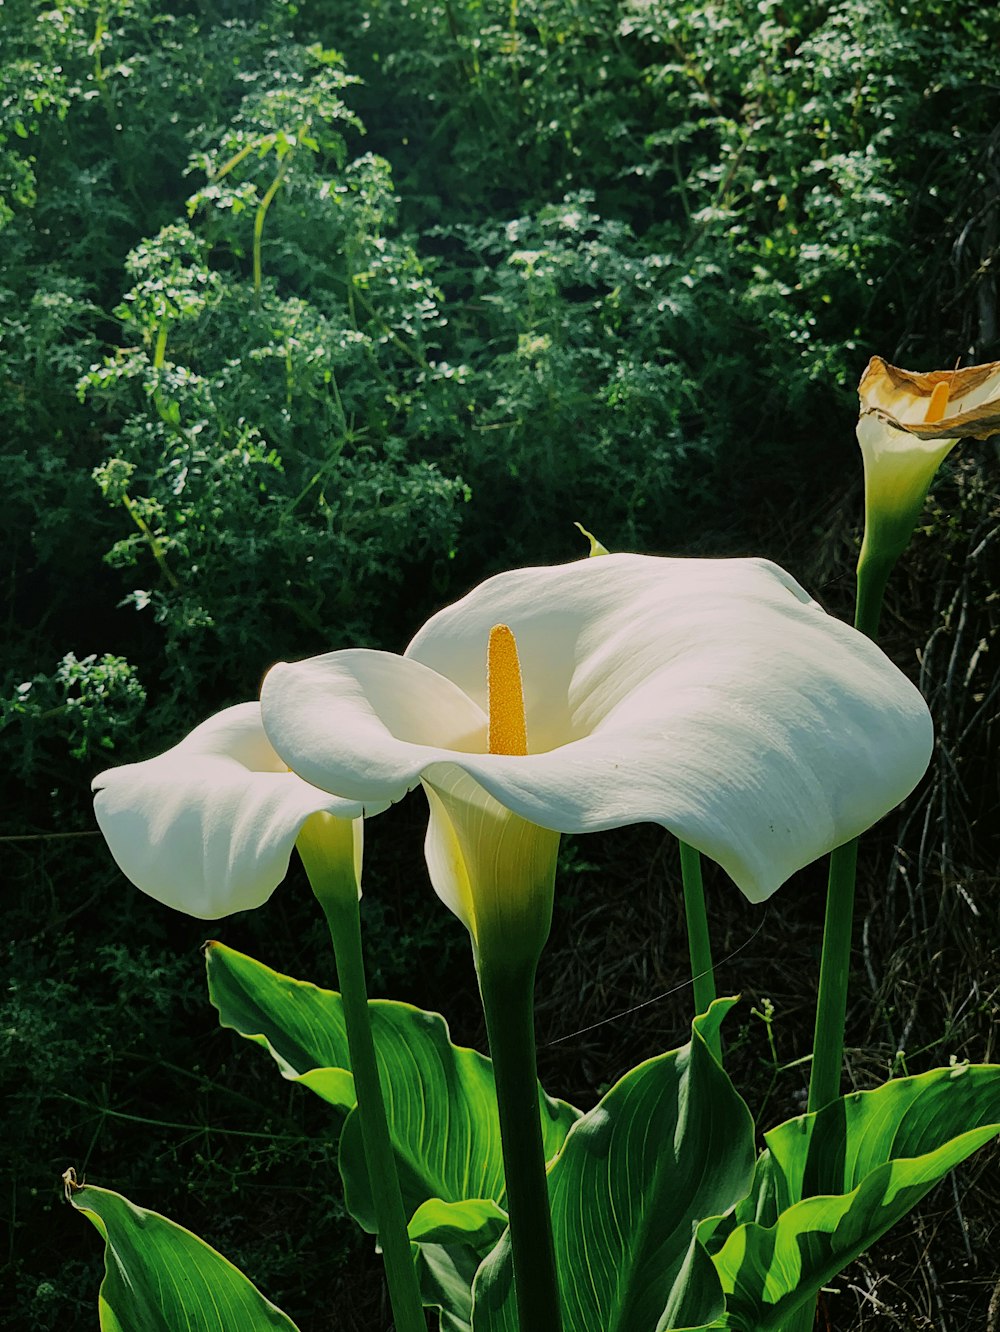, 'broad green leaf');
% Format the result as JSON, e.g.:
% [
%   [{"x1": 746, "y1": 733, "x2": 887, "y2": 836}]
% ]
[
  {"x1": 63, "y1": 1171, "x2": 299, "y2": 1331},
  {"x1": 472, "y1": 1000, "x2": 755, "y2": 1332},
  {"x1": 407, "y1": 1198, "x2": 507, "y2": 1332},
  {"x1": 698, "y1": 1151, "x2": 780, "y2": 1256},
  {"x1": 337, "y1": 1004, "x2": 578, "y2": 1234},
  {"x1": 205, "y1": 939, "x2": 355, "y2": 1110},
  {"x1": 703, "y1": 1063, "x2": 1000, "y2": 1332},
  {"x1": 206, "y1": 942, "x2": 579, "y2": 1232},
  {"x1": 409, "y1": 1198, "x2": 509, "y2": 1252},
  {"x1": 414, "y1": 1240, "x2": 479, "y2": 1332}
]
